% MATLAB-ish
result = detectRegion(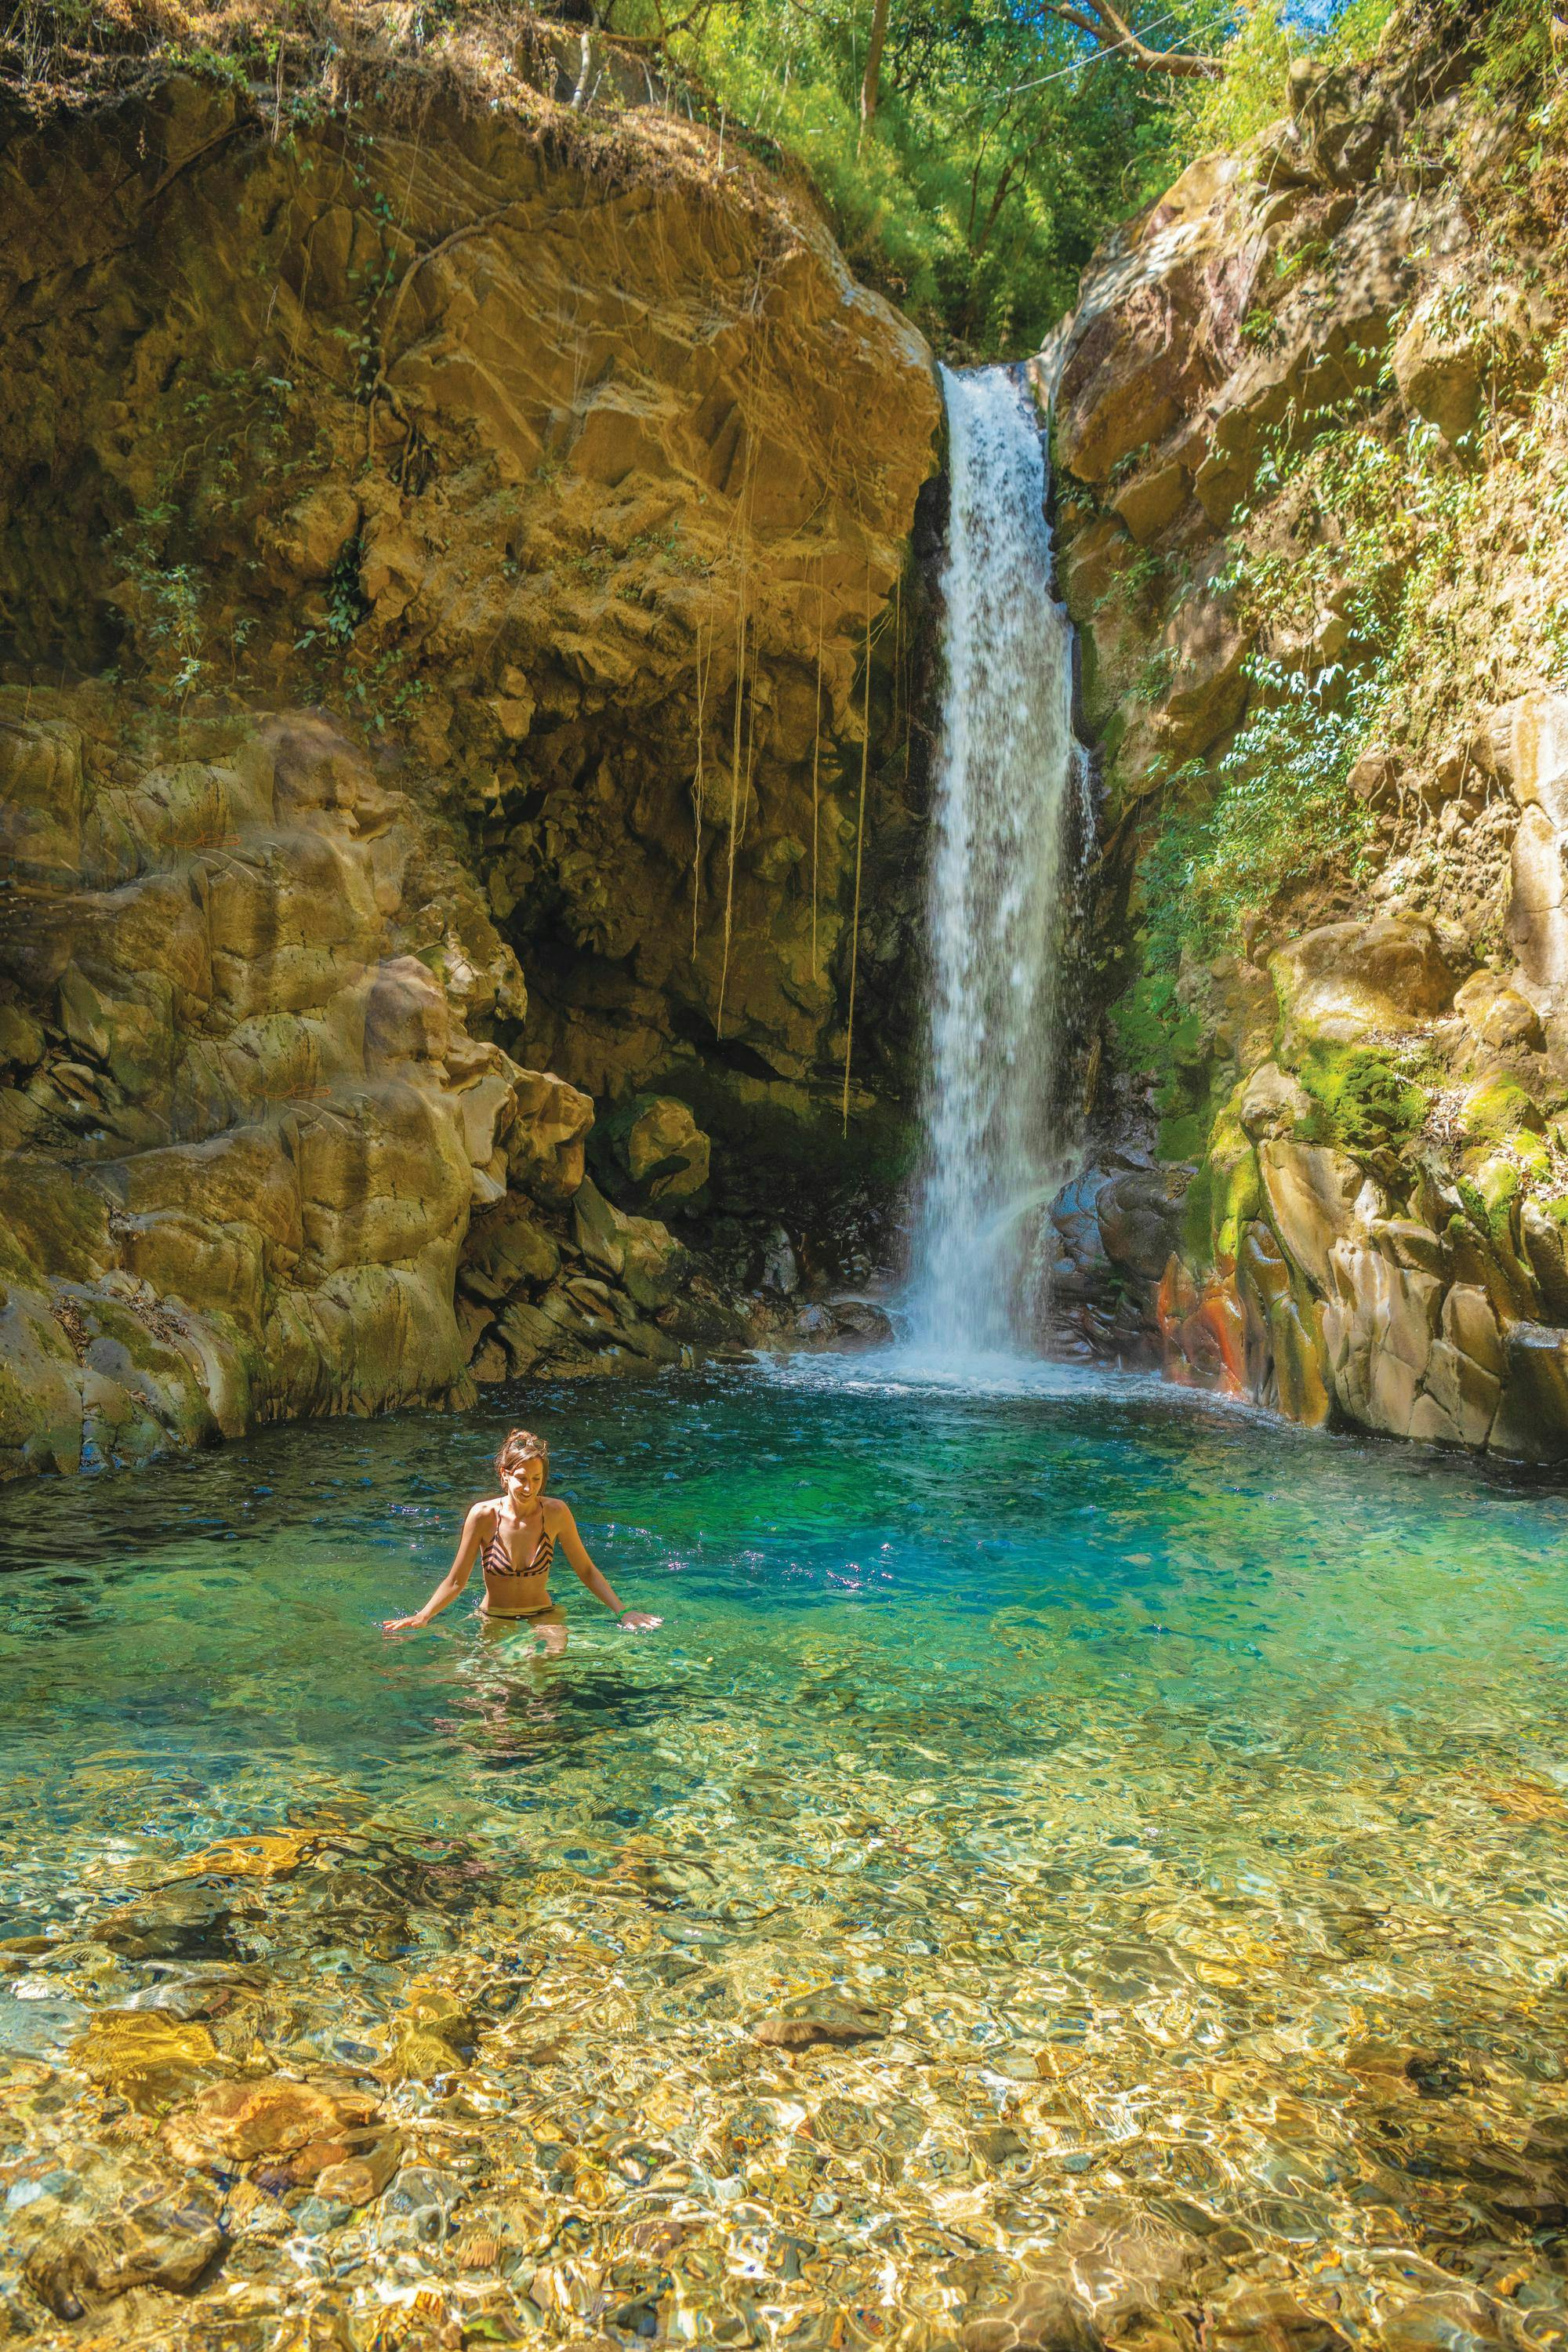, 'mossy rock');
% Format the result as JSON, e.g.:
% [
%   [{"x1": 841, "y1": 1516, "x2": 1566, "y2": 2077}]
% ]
[
  {"x1": 1294, "y1": 1041, "x2": 1428, "y2": 1154},
  {"x1": 1460, "y1": 1156, "x2": 1523, "y2": 1237},
  {"x1": 1457, "y1": 1073, "x2": 1546, "y2": 1146},
  {"x1": 1183, "y1": 1091, "x2": 1261, "y2": 1268}
]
